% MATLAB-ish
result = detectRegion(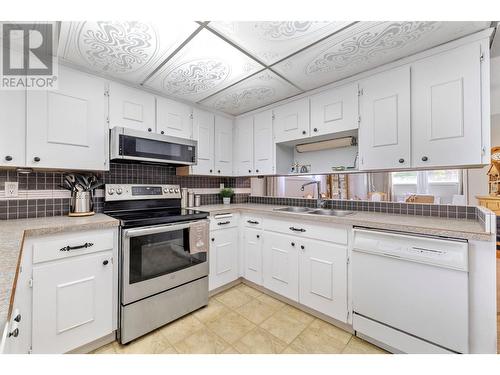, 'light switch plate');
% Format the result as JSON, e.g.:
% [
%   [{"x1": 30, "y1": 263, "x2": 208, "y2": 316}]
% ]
[{"x1": 5, "y1": 182, "x2": 18, "y2": 197}]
